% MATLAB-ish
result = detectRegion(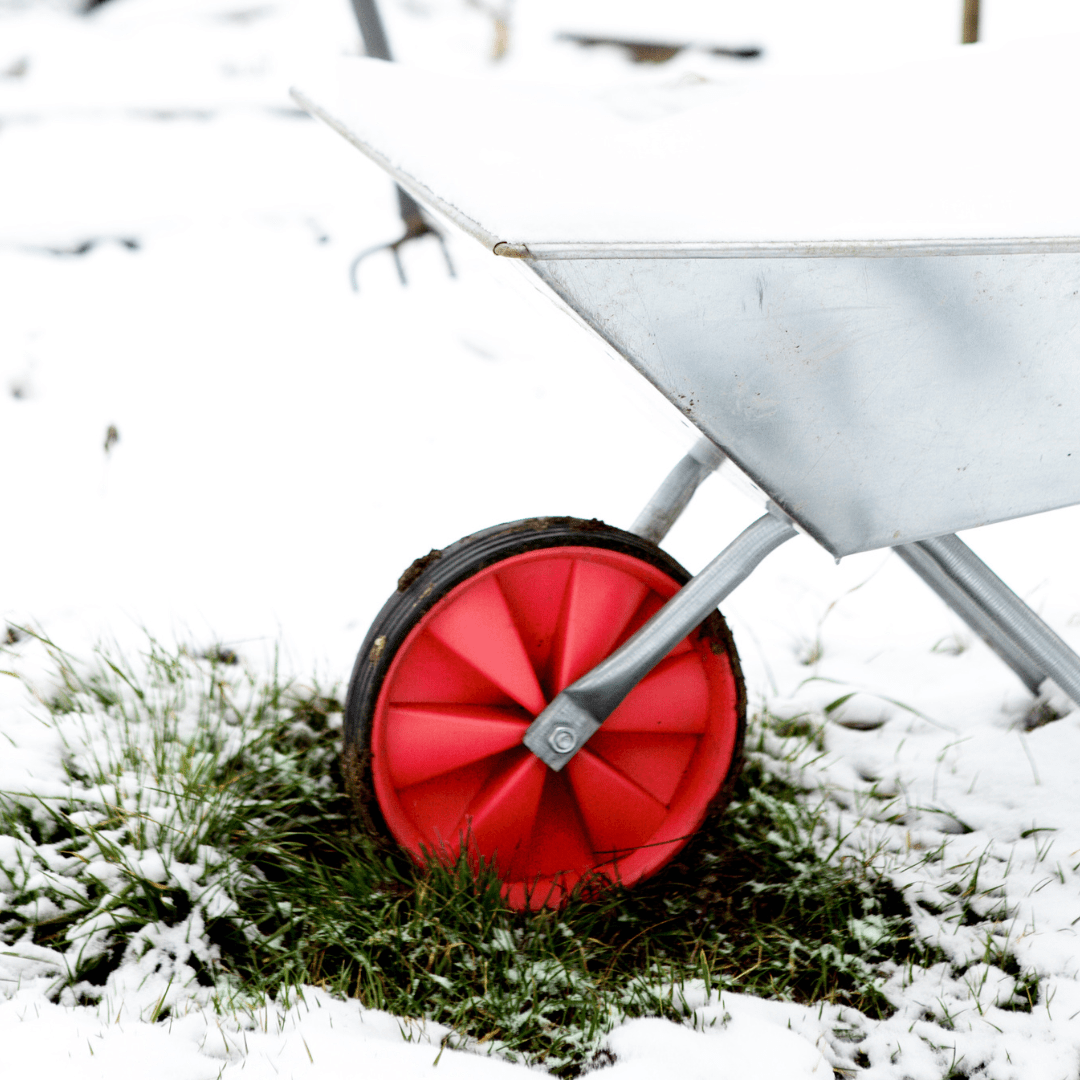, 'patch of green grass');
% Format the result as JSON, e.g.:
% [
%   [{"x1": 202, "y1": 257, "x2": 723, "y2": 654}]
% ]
[
  {"x1": 0, "y1": 638, "x2": 1013, "y2": 1074},
  {"x1": 218, "y1": 757, "x2": 915, "y2": 1073}
]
